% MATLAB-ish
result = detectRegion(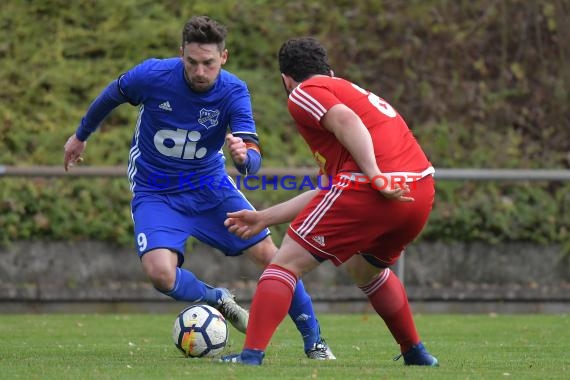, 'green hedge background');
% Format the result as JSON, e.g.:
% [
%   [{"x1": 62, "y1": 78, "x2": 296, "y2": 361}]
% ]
[{"x1": 1, "y1": 0, "x2": 569, "y2": 249}]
